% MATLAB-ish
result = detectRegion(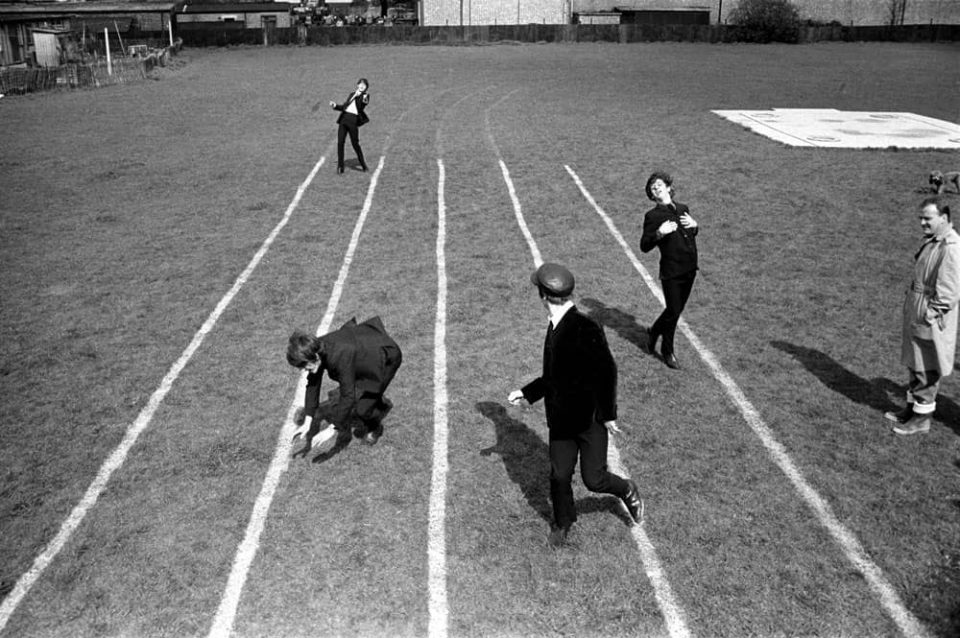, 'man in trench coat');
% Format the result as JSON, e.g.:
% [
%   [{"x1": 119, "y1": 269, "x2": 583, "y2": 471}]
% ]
[{"x1": 885, "y1": 197, "x2": 960, "y2": 435}]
